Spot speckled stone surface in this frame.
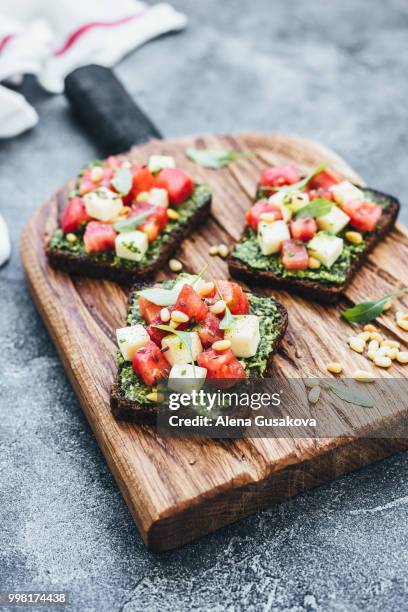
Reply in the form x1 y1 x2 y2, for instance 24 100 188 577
1 1 408 610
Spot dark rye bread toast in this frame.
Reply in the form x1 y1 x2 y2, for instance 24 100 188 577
228 187 400 303
110 283 288 423
46 187 211 284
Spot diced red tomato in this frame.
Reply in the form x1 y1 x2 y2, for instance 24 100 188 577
342 200 382 233
139 219 160 242
245 199 283 230
126 166 156 204
260 165 300 188
146 313 169 346
60 197 90 233
130 202 169 242
156 168 194 205
197 348 246 389
138 295 161 324
78 165 115 195
174 284 208 322
197 312 223 348
308 168 340 191
216 281 249 315
308 187 335 202
132 341 170 387
290 218 317 242
106 155 122 170
83 221 116 252
281 239 309 270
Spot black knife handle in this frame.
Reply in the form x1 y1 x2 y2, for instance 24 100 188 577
65 65 162 155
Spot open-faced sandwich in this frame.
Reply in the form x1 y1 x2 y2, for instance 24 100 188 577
110 273 288 422
46 155 212 283
228 163 400 302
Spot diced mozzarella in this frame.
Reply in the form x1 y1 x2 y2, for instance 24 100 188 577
330 181 364 207
258 220 290 255
316 205 350 234
224 315 260 358
308 232 344 268
162 332 202 366
148 155 176 172
116 325 150 361
115 230 148 262
148 188 169 208
268 191 292 222
168 364 207 393
83 187 123 222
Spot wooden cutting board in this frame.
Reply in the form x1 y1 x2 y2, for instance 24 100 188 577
21 133 408 552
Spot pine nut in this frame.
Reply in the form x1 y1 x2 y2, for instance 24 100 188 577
171 310 189 323
197 281 215 297
146 391 164 402
308 386 321 404
370 332 383 343
367 350 377 361
160 307 171 323
397 319 408 331
167 208 179 220
348 336 365 353
209 245 219 256
136 191 150 202
218 244 229 258
352 370 375 382
304 378 320 388
210 300 226 315
383 299 393 311
259 212 276 223
66 233 77 243
396 351 408 364
388 347 399 360
368 339 379 352
364 324 376 333
326 362 343 374
308 256 321 270
358 331 371 342
90 165 103 182
169 320 179 329
169 258 183 272
345 230 363 244
375 346 390 357
374 355 392 368
381 340 400 349
212 339 232 351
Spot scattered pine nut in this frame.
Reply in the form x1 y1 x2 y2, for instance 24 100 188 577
136 191 150 202
364 324 376 333
169 320 179 329
370 332 383 343
397 319 408 331
210 300 226 315
308 386 321 404
374 354 392 368
308 256 321 270
388 347 399 360
160 307 171 323
66 233 77 243
197 281 215 297
397 351 408 364
352 370 375 382
304 378 320 388
348 336 365 353
218 244 229 258
209 245 219 256
146 391 164 402
259 212 276 223
169 258 183 272
358 331 371 342
90 165 103 182
171 310 189 323
381 340 400 349
345 230 363 244
326 362 343 374
212 339 232 352
167 208 179 220
368 339 379 352
367 350 377 361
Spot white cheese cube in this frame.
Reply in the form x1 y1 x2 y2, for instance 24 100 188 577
224 315 260 358
168 364 207 393
115 230 148 262
285 190 309 213
148 188 169 208
83 187 123 222
116 325 150 361
308 232 344 269
162 332 203 366
268 191 292 222
316 205 350 234
258 220 290 256
330 181 364 207
148 155 176 173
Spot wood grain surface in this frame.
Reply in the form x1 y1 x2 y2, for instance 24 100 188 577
20 133 408 551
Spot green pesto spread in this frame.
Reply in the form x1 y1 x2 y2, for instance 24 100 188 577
231 188 392 286
49 184 211 269
117 283 282 404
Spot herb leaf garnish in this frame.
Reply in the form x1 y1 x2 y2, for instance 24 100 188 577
185 148 254 169
114 206 156 233
341 288 408 324
137 269 207 307
327 383 374 408
295 198 333 219
112 167 133 196
278 161 329 194
219 305 235 331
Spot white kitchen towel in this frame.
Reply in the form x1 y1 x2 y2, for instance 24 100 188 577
0 0 187 137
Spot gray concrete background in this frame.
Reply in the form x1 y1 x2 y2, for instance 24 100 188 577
1 1 408 610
